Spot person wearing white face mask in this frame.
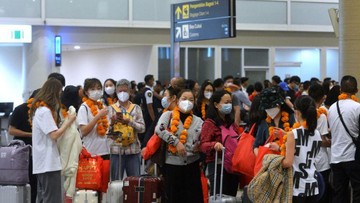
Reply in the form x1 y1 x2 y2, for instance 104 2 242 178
108 79 145 180
102 78 118 107
77 78 110 159
253 87 296 157
200 90 240 197
194 81 215 120
155 89 204 203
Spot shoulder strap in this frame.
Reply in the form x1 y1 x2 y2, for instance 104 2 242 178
111 104 121 112
336 101 358 144
128 103 135 114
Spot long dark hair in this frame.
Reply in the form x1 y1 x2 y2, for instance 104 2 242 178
206 90 234 127
196 81 214 108
294 95 317 133
103 78 118 106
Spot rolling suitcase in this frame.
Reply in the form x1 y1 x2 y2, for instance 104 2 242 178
209 147 238 203
73 190 98 203
0 184 31 203
122 175 162 203
106 144 124 203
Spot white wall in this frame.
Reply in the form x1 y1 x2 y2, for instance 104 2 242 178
274 48 321 81
0 46 24 108
60 45 156 86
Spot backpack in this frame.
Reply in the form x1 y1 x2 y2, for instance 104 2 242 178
220 124 239 174
111 104 136 147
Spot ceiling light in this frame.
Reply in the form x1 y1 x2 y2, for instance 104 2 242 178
74 45 81 50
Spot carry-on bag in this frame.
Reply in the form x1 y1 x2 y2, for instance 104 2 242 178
0 184 31 203
106 144 124 203
209 147 238 203
122 175 162 203
0 139 30 185
73 190 98 203
76 147 103 190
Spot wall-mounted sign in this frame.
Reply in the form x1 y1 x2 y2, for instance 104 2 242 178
172 0 236 42
0 25 32 43
55 35 62 67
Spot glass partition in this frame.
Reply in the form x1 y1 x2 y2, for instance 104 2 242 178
0 0 41 18
221 48 242 78
236 0 287 24
46 0 128 20
291 2 338 25
188 48 215 82
133 0 171 21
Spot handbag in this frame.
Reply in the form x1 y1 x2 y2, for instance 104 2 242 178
254 133 281 176
232 124 256 177
100 159 110 193
336 101 360 161
76 147 103 190
142 133 162 161
0 140 30 185
201 171 209 203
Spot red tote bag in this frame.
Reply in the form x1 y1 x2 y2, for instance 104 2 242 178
253 133 282 176
76 148 103 190
232 124 256 177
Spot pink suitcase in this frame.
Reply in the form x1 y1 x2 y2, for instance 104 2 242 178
0 184 31 203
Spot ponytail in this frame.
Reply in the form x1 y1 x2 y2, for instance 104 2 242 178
294 95 317 133
306 105 317 133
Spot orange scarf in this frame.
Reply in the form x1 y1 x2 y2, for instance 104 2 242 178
27 99 56 126
266 111 300 156
168 106 193 154
83 98 109 136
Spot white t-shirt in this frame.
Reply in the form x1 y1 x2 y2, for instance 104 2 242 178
32 107 61 174
77 102 110 156
328 99 360 164
292 127 322 197
314 109 331 172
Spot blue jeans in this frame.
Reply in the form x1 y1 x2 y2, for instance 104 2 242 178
111 153 140 180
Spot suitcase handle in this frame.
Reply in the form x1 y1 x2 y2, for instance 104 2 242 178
8 139 26 147
213 147 225 201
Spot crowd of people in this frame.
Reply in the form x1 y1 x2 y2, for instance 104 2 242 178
7 71 360 203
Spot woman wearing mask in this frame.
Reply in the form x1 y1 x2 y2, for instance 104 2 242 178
253 87 297 157
108 79 145 180
102 78 118 107
200 90 239 196
77 78 110 159
155 89 204 203
194 81 215 120
269 96 322 202
30 78 76 203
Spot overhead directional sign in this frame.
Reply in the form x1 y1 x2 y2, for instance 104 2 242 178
172 0 236 42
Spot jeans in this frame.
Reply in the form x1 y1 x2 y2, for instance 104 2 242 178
331 161 360 203
111 153 140 180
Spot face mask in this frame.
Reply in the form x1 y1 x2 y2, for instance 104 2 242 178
178 100 194 113
117 92 129 102
204 91 213 100
88 90 102 101
265 107 280 119
161 97 170 109
105 86 115 95
219 103 232 115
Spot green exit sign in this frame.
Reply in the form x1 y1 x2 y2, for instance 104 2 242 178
0 25 32 43
13 30 23 39
14 30 21 39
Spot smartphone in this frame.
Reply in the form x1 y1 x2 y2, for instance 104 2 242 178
116 112 123 119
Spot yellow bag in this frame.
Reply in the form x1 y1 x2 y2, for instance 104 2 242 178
111 104 136 147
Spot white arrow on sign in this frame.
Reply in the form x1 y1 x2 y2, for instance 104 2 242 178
176 27 181 38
